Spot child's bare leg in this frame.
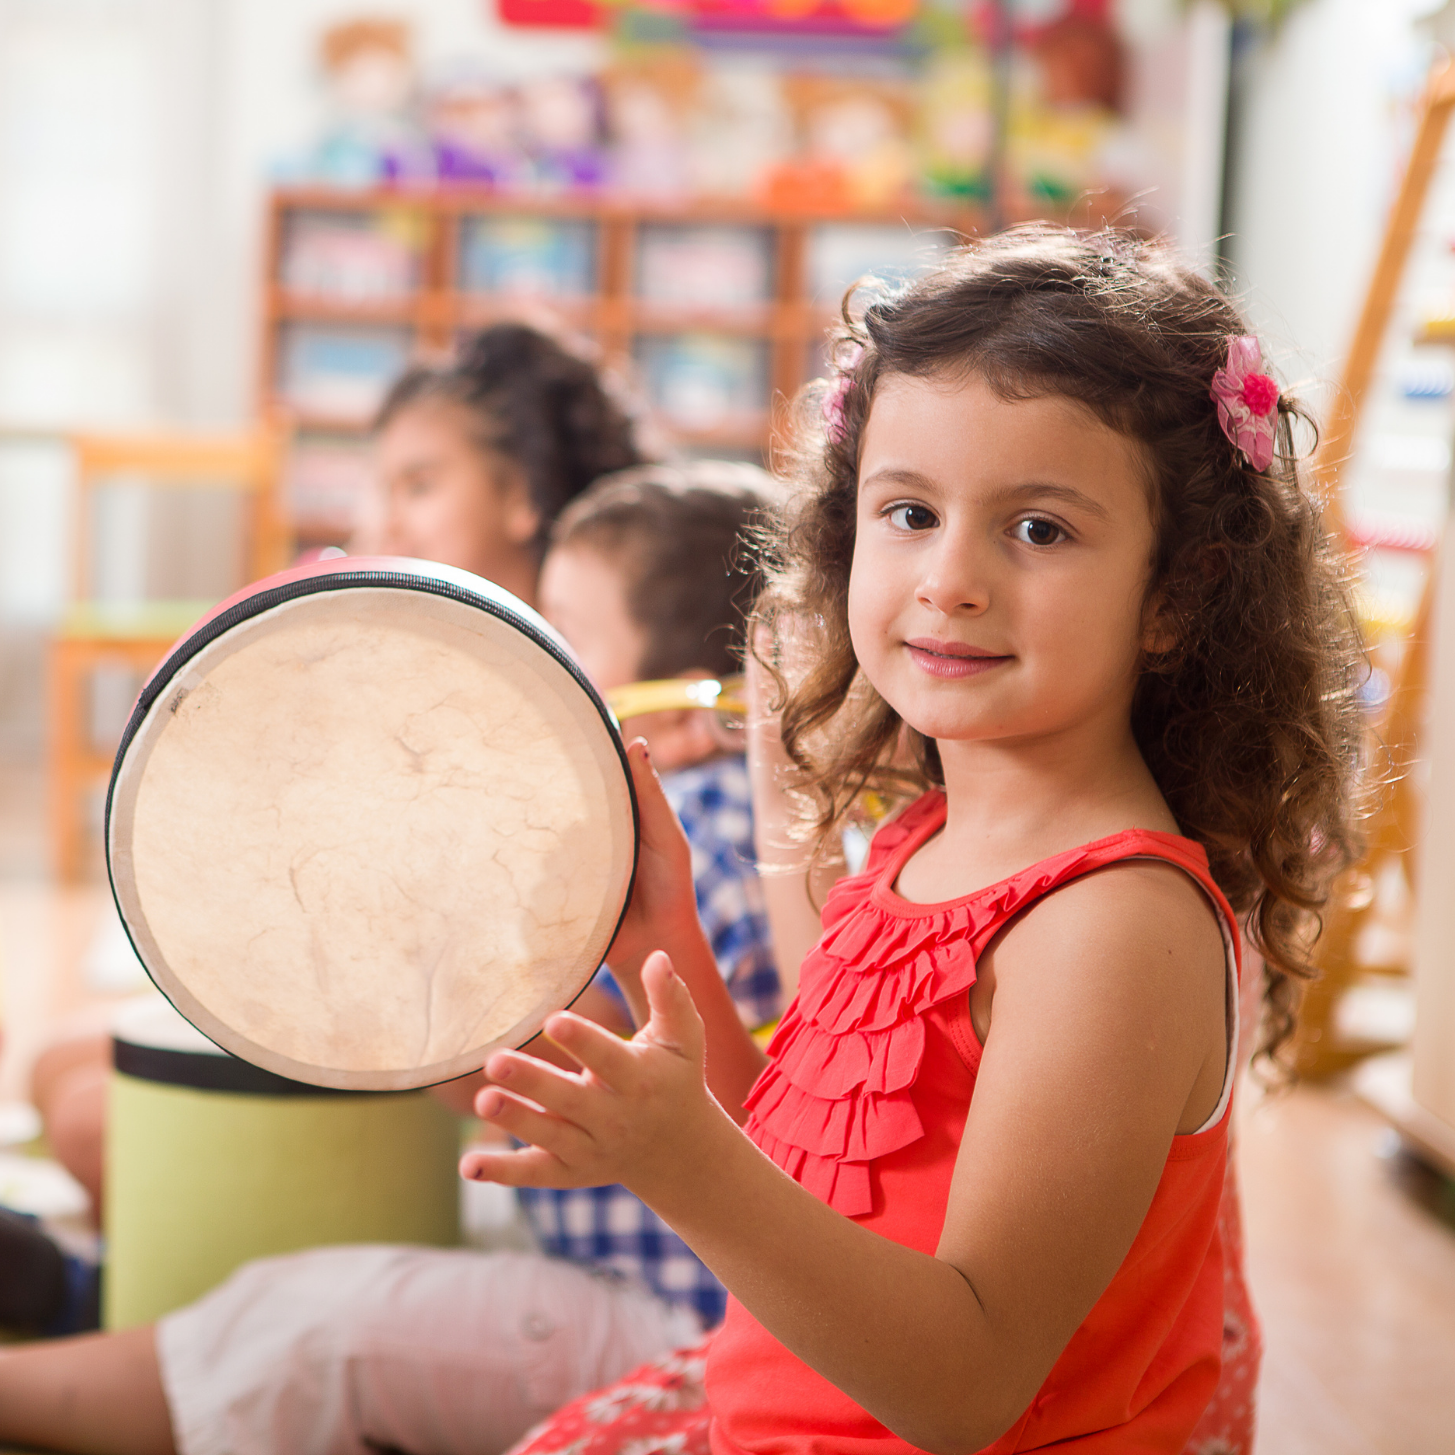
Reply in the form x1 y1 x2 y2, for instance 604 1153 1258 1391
31 1033 111 1222
0 1326 175 1455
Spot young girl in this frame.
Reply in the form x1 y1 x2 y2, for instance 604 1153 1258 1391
459 227 1363 1454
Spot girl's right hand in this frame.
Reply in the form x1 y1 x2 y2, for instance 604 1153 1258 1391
604 740 702 1000
602 738 769 1114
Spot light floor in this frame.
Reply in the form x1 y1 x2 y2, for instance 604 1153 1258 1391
1242 1083 1455 1454
1 760 1454 1453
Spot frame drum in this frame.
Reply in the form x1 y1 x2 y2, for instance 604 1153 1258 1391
106 557 638 1091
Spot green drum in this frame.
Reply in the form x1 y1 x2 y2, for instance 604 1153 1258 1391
104 997 461 1329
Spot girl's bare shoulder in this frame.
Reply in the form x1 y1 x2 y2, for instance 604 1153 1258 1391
981 856 1227 1044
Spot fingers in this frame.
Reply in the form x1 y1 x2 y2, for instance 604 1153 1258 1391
640 951 705 1059
478 1041 602 1119
460 1144 578 1188
624 739 692 862
472 1084 595 1163
537 1011 640 1088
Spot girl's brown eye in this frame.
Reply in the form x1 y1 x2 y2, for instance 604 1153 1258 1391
888 504 937 531
1016 518 1063 546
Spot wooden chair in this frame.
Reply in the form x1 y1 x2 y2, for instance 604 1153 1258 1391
48 430 288 880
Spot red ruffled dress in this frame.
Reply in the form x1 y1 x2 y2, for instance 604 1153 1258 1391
506 793 1254 1455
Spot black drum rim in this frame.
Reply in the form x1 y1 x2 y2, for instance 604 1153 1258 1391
104 564 641 1087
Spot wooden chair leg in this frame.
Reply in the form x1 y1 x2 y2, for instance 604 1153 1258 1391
47 642 85 882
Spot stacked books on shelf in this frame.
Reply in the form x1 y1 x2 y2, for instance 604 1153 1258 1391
807 222 955 306
635 225 773 310
637 334 770 438
460 216 597 298
278 325 412 424
281 210 423 300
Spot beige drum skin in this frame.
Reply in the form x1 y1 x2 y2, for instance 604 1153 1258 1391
106 557 638 1091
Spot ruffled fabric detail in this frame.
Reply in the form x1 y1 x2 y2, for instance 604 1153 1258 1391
744 794 1124 1217
741 797 965 1216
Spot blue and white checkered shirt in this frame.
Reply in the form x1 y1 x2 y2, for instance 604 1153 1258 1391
515 753 780 1328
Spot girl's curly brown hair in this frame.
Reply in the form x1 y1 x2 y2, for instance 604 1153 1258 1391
760 224 1365 1067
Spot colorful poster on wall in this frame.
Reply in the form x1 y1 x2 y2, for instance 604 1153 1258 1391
496 0 1114 35
497 0 604 27
496 0 921 34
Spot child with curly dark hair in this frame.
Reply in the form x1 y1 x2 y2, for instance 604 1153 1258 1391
457 225 1364 1455
359 321 644 600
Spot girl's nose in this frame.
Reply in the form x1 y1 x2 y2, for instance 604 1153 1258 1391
915 534 989 617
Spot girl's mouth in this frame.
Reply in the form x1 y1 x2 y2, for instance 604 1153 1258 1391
905 638 1012 680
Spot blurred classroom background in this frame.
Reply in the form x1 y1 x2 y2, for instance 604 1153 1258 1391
1 0 1454 1449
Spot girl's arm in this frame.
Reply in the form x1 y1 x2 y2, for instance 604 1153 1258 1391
597 740 767 1120
463 859 1227 1454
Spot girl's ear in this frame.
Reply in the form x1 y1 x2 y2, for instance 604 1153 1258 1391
498 464 542 548
1140 590 1179 658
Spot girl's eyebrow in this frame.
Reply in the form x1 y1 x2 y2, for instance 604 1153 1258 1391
986 482 1112 522
860 469 1112 523
859 467 934 492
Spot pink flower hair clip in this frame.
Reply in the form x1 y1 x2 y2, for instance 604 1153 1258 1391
822 341 865 444
1210 335 1280 472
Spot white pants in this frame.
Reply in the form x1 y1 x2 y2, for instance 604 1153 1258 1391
157 1246 702 1455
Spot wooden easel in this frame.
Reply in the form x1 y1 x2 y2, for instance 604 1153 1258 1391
1293 60 1455 1077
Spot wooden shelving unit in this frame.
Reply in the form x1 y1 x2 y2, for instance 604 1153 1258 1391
258 186 992 546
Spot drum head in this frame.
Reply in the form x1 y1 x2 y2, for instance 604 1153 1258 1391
106 559 637 1091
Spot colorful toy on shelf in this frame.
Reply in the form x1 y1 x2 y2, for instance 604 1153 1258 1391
1030 10 1124 112
917 51 995 202
763 76 915 211
1007 9 1126 205
300 19 432 187
426 70 527 187
519 74 608 191
689 64 792 199
605 56 698 201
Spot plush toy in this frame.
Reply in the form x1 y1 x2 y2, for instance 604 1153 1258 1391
306 18 431 186
916 51 996 202
519 74 608 192
689 64 792 199
1012 13 1125 205
606 56 697 200
763 76 915 211
427 71 527 188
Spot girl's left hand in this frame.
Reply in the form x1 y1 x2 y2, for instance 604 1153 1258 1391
460 952 723 1195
